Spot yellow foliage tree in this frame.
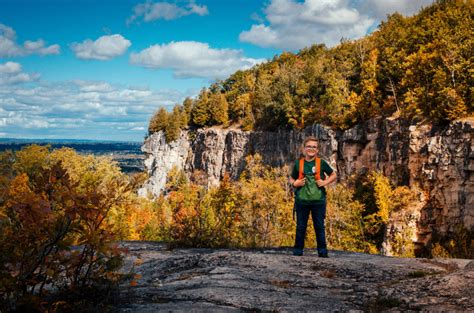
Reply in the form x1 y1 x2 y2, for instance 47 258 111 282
326 184 372 253
237 154 294 247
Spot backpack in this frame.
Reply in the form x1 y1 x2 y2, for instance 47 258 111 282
296 158 325 203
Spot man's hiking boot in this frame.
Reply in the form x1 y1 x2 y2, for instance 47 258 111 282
318 252 329 258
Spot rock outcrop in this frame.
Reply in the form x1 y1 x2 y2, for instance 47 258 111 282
139 118 473 256
115 241 474 312
139 131 190 197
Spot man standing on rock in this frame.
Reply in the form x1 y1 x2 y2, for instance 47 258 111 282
289 136 337 257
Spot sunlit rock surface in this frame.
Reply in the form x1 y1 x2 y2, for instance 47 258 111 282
138 131 191 197
114 241 473 312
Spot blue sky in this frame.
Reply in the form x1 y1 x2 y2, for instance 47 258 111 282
0 0 432 141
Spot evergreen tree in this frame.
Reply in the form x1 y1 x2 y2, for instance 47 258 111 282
209 92 229 126
165 105 182 142
148 107 168 134
192 88 210 127
233 93 252 125
183 97 193 126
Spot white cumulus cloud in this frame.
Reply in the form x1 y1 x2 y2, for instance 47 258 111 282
127 0 208 24
361 0 434 20
0 62 21 74
0 24 60 57
240 0 433 50
0 62 39 85
130 41 265 79
0 78 192 141
71 34 131 61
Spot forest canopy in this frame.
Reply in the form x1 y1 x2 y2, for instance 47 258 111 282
149 0 473 142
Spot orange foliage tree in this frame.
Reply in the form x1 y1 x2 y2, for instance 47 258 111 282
0 145 129 310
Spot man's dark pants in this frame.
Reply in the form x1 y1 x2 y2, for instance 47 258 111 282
294 201 327 256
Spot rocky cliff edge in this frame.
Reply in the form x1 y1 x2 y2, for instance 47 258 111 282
115 241 473 312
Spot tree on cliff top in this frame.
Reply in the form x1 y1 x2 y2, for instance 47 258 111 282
149 107 168 134
147 0 472 140
209 92 229 126
192 88 211 127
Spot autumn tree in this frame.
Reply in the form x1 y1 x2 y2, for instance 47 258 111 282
149 107 168 134
148 104 188 142
192 88 211 127
375 13 410 115
167 181 216 247
164 105 183 142
358 48 382 120
209 92 229 126
165 166 189 193
182 97 194 126
238 93 255 131
326 184 370 252
0 145 130 311
209 173 240 246
236 154 294 247
251 63 276 128
223 70 256 123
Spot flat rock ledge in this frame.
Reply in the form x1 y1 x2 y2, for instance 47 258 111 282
113 241 473 312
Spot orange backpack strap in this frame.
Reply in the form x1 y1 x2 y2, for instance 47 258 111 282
315 158 321 181
300 158 324 180
298 158 304 179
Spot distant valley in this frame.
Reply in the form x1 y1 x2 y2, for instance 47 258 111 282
0 138 144 173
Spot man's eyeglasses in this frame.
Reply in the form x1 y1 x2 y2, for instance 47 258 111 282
305 146 318 150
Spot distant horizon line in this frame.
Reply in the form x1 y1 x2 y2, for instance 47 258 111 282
0 137 143 144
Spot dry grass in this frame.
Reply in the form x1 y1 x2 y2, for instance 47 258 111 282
420 259 459 272
269 279 292 288
407 270 432 278
320 270 336 278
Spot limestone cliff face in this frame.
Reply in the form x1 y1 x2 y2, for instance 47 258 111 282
335 118 473 255
139 118 473 255
405 120 473 254
138 131 190 197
